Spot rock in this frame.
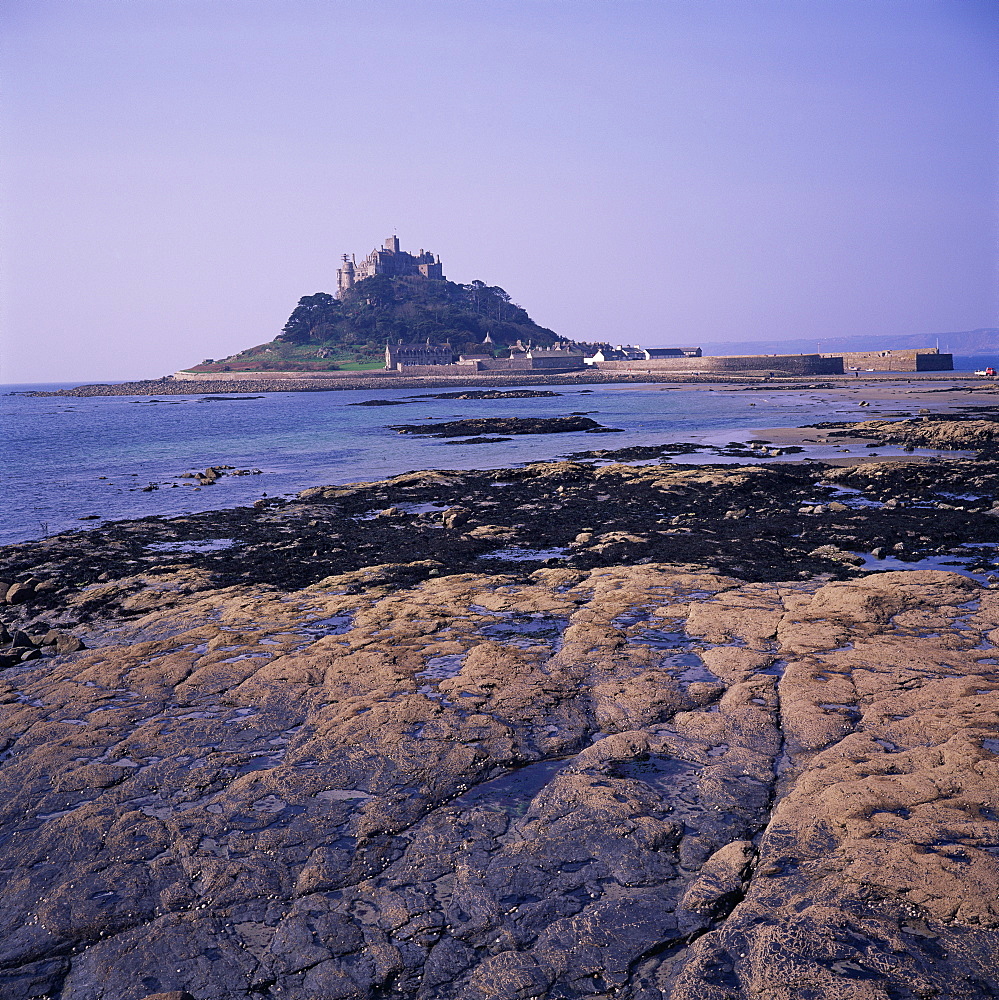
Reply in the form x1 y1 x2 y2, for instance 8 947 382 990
0 556 995 998
5 582 34 604
388 415 607 438
19 647 41 661
807 545 864 565
55 633 86 654
443 508 470 529
680 839 754 915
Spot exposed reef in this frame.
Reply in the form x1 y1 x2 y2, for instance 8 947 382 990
2 438 999 998
388 416 612 437
813 413 999 456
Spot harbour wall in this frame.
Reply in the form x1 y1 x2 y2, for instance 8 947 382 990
827 349 954 372
594 354 845 375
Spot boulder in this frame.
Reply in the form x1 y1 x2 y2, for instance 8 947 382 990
55 633 86 654
5 582 34 604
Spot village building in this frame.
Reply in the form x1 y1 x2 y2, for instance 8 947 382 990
385 341 453 369
584 345 702 364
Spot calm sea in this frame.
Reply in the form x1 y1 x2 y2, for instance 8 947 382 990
0 379 973 544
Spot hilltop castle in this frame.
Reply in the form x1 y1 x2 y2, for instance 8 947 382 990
337 236 444 298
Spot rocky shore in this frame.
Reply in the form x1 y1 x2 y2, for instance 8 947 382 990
2 414 998 998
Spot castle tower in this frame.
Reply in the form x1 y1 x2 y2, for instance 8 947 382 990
385 235 400 253
336 254 356 297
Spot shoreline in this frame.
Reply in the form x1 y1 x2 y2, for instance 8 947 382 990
21 369 999 397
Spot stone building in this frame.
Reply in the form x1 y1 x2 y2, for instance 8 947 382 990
338 236 444 298
385 341 453 370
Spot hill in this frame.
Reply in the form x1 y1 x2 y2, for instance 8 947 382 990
188 275 559 373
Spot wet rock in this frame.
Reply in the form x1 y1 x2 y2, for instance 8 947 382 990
679 839 754 916
388 416 606 437
807 545 864 565
1 438 999 998
5 582 34 604
55 633 86 654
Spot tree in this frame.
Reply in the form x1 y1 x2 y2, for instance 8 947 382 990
278 293 340 343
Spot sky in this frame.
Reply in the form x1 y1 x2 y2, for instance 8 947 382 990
2 0 996 382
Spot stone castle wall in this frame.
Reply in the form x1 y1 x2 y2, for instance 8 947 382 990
595 354 844 375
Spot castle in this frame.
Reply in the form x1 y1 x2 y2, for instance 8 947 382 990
337 236 444 298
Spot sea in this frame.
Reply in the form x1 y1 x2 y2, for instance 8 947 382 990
0 375 986 545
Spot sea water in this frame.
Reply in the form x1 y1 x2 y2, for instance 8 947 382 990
0 380 969 544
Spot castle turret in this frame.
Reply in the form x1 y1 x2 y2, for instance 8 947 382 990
336 254 356 297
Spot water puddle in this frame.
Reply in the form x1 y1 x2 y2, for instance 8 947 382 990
673 590 717 601
756 660 788 677
612 754 701 789
395 502 451 515
854 551 992 584
936 492 987 502
478 547 571 562
814 483 885 509
611 609 652 629
475 614 570 651
446 757 576 817
628 627 691 650
299 613 354 636
416 654 465 680
146 539 238 553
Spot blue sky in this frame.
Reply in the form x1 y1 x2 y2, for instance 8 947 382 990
3 0 996 381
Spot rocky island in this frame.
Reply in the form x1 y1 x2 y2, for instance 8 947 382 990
1 411 998 999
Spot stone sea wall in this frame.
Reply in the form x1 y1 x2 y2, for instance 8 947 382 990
832 349 954 372
595 353 845 375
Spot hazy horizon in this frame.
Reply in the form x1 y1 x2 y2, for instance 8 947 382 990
3 0 996 382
